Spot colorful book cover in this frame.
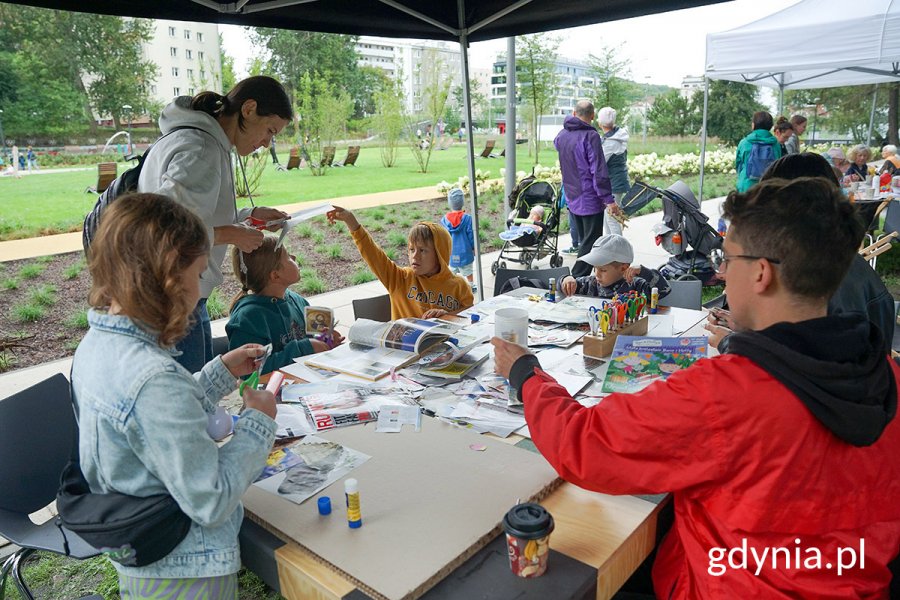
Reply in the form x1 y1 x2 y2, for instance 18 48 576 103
601 336 708 394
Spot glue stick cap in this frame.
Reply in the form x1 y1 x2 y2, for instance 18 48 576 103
318 496 332 515
344 478 358 494
470 313 480 324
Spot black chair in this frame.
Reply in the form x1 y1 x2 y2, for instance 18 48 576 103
352 294 392 322
0 374 101 599
493 266 570 298
659 279 702 310
211 334 230 358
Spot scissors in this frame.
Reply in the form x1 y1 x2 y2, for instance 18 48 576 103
240 344 272 395
598 311 610 337
588 306 602 335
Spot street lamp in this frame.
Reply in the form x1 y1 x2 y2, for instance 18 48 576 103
122 104 133 155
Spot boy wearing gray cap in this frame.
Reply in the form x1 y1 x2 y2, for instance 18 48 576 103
560 234 670 299
440 188 476 291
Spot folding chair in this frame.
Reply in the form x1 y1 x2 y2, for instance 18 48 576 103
477 139 495 159
0 374 101 600
659 279 702 310
352 294 392 322
493 266 570 298
860 231 898 269
84 162 117 194
335 146 360 167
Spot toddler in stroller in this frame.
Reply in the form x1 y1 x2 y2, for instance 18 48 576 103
492 177 564 273
620 180 722 285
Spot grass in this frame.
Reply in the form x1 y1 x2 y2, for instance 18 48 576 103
701 284 725 305
63 260 86 279
349 268 377 285
2 277 19 290
387 231 407 247
207 288 228 320
298 268 326 295
323 244 343 259
295 223 314 238
385 248 398 262
29 284 58 307
35 254 56 264
18 263 46 279
0 351 16 373
310 230 325 244
11 301 46 322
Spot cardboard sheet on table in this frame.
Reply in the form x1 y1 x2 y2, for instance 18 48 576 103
242 417 559 600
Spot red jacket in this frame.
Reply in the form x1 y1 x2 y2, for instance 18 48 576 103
522 354 900 599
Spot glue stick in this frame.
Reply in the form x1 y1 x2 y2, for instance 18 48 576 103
650 287 659 314
345 478 362 529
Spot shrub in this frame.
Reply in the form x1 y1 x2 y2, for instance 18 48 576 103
387 231 407 247
18 264 45 279
66 307 90 329
2 278 19 290
325 244 343 259
29 284 57 307
350 268 377 285
296 223 314 238
12 301 45 322
63 261 86 280
311 230 326 244
299 274 326 295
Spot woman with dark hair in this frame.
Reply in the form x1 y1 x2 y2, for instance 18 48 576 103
773 117 794 156
138 76 293 373
784 114 808 154
735 110 781 192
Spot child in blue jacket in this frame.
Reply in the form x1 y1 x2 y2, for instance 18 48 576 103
440 188 476 291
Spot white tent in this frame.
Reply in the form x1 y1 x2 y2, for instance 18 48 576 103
705 0 900 91
698 0 900 199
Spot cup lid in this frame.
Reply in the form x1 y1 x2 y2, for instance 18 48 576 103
502 502 554 539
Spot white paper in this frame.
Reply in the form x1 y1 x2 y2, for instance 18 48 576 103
544 371 593 397
647 314 674 337
375 405 422 433
273 404 317 438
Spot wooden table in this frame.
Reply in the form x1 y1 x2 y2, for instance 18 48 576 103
239 304 713 600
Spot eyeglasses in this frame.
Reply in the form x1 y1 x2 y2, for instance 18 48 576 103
710 250 781 274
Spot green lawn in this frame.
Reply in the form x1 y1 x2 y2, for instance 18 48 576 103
0 143 542 240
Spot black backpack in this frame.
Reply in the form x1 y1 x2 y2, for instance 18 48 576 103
82 126 201 255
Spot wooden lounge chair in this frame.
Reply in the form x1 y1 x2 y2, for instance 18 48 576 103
335 146 360 167
478 139 496 158
860 231 898 268
321 146 336 167
84 162 117 194
436 137 453 151
281 146 301 171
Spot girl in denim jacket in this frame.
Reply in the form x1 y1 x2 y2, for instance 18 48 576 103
71 192 277 598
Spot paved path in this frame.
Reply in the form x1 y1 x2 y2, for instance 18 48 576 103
0 195 725 395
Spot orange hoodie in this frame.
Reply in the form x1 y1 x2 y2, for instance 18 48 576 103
350 222 474 319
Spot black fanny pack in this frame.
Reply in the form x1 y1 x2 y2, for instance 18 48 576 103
56 460 192 567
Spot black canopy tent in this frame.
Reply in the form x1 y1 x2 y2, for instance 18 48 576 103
13 0 729 298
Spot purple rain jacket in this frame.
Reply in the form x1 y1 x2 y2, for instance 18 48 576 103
553 115 614 216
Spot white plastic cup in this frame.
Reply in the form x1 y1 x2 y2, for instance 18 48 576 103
495 307 529 348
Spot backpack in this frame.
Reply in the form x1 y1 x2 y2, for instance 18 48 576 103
82 126 201 255
745 141 776 181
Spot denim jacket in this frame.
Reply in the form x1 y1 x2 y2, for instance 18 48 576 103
71 310 276 579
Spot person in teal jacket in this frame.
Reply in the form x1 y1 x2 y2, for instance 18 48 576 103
226 237 342 375
735 111 782 193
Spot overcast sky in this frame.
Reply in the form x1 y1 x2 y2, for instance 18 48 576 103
220 0 798 89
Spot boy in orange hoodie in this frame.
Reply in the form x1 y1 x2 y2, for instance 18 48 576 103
328 206 474 319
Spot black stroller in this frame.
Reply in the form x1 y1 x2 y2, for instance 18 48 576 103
491 177 563 273
620 180 723 285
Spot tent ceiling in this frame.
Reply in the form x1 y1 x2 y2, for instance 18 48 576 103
14 0 728 43
705 0 900 89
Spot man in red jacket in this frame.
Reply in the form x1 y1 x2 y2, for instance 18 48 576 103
493 177 900 599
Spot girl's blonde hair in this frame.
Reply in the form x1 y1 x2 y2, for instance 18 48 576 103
230 237 285 310
88 193 209 347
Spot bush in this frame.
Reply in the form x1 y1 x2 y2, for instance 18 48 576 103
66 308 90 329
63 261 86 280
18 264 46 279
29 284 57 307
12 302 45 322
350 268 377 285
2 278 19 290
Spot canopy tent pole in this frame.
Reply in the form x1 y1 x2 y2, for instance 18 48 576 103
504 36 517 203
458 0 484 301
867 83 879 147
777 74 784 116
698 76 710 203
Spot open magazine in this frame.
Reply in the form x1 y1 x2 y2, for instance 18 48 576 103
304 318 459 380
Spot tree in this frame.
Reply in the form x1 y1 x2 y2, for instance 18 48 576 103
701 80 766 145
517 33 560 164
373 76 404 167
250 29 359 111
648 90 700 136
407 49 451 174
450 78 489 129
587 45 635 112
786 85 895 144
218 34 237 93
295 72 353 176
350 66 391 118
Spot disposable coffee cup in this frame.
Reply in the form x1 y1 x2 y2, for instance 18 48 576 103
502 502 554 578
494 307 529 348
893 176 900 189
849 181 860 192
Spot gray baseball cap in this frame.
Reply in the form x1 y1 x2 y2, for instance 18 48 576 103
579 234 634 266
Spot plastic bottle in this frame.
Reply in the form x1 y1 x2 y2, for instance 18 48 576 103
650 288 659 314
880 171 892 193
345 478 362 529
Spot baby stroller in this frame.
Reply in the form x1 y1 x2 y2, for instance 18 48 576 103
620 180 722 285
491 176 563 273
